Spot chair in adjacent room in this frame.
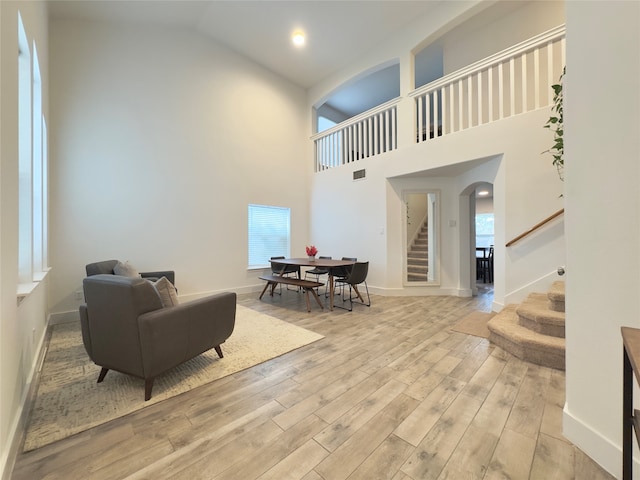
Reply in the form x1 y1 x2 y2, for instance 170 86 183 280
334 261 371 311
477 246 494 283
79 274 236 401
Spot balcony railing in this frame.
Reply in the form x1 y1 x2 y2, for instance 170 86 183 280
411 25 565 143
312 24 565 171
311 98 399 172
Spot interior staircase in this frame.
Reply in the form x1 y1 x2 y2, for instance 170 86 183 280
487 280 565 370
407 221 428 282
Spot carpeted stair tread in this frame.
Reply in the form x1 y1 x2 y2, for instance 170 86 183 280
516 293 565 338
548 280 566 312
488 305 565 370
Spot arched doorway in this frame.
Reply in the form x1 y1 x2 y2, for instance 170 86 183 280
460 182 494 301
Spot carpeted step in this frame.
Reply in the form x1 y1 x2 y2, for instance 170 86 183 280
516 293 565 338
407 273 428 281
488 305 565 370
548 280 565 312
408 265 428 274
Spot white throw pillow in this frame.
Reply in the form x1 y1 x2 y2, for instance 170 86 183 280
113 260 141 278
153 276 179 307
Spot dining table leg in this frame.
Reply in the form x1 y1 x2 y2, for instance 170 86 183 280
329 274 335 310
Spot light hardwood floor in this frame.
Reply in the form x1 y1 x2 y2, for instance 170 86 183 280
11 288 615 480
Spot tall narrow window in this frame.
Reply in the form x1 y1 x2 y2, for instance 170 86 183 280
248 204 291 269
17 13 48 293
18 13 33 285
32 43 44 276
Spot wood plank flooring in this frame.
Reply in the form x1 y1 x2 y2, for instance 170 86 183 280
11 288 614 480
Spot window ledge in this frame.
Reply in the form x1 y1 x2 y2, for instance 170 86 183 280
248 265 270 271
17 269 51 305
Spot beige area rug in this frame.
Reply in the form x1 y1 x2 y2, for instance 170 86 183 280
450 311 495 339
23 305 323 452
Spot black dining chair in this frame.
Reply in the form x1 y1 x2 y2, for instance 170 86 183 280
270 256 301 294
334 261 371 311
477 246 494 283
304 256 331 292
329 257 357 297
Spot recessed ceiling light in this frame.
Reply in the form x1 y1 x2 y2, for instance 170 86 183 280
292 31 305 47
478 190 489 196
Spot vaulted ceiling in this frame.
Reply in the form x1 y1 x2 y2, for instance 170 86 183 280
47 0 444 89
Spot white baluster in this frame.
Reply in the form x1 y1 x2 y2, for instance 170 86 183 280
547 40 554 106
509 57 515 116
521 52 528 113
534 47 540 109
498 62 504 120
417 96 423 143
458 79 464 131
488 67 493 122
391 107 396 150
477 71 483 125
467 76 473 128
425 94 431 140
433 90 440 137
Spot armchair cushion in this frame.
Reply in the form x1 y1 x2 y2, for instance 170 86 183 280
151 276 179 307
113 260 141 278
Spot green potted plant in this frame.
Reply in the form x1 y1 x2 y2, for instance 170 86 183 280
544 66 565 180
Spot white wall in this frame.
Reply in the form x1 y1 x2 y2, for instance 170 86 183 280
48 19 309 314
475 196 493 215
442 0 565 74
564 1 640 478
0 2 49 478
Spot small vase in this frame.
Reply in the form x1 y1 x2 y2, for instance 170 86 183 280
308 255 316 261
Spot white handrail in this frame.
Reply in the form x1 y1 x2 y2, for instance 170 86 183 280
310 97 401 141
408 24 565 99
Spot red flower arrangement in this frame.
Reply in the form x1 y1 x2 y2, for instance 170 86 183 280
306 245 318 256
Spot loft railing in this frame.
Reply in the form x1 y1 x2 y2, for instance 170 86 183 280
311 98 399 172
311 25 565 171
410 25 565 143
506 209 564 247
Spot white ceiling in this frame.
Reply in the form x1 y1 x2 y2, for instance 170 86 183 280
47 0 442 90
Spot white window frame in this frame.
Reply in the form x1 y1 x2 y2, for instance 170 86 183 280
17 12 49 297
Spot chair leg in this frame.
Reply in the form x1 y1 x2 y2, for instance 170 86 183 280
214 345 224 358
347 282 371 309
144 378 155 401
97 367 109 383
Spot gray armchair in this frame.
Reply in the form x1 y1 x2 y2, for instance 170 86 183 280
79 274 236 400
85 259 175 286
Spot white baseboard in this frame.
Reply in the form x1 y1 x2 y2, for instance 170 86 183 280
563 403 624 479
504 270 563 306
2 316 50 480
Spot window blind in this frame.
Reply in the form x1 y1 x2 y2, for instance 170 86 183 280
248 204 291 268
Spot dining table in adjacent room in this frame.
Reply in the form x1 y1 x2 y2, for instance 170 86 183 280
270 257 356 310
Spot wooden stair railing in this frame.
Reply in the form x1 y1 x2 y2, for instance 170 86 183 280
506 209 564 247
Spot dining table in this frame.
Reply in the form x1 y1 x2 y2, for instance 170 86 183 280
271 257 356 310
